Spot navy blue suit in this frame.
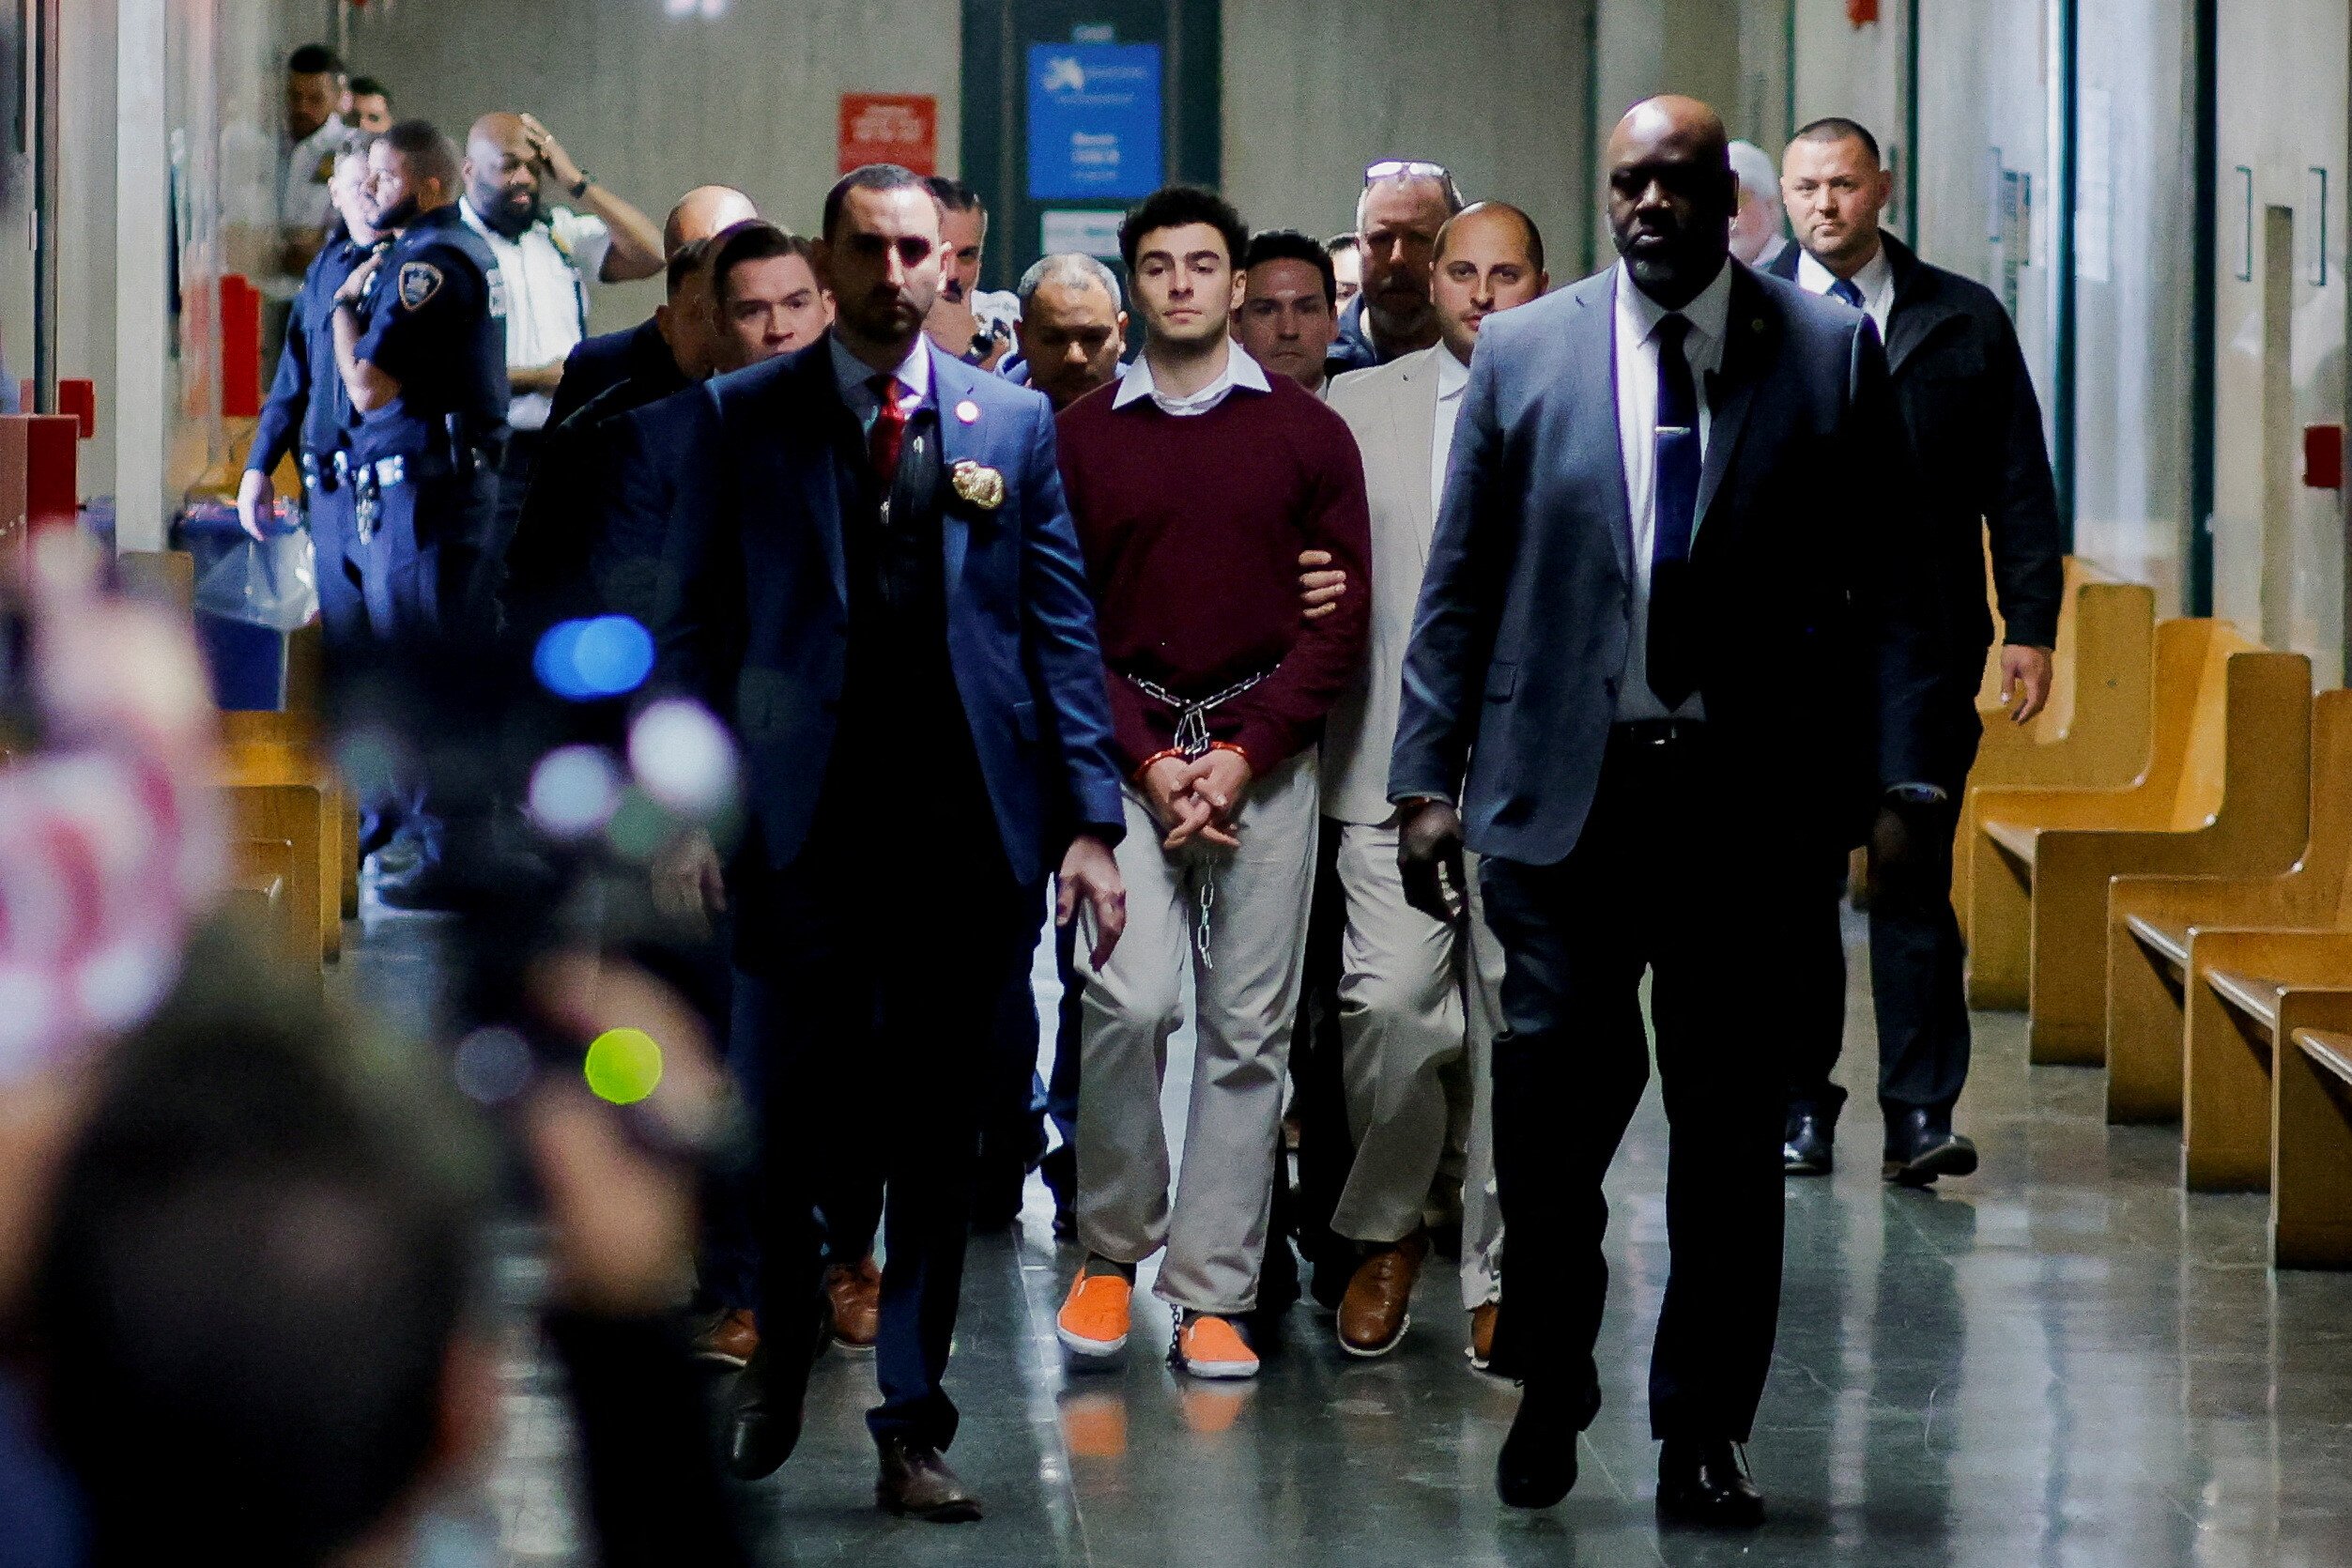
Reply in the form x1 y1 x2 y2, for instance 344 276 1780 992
547 316 680 431
1390 262 1938 1442
638 333 1122 1450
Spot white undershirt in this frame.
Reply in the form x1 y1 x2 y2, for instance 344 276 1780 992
1796 241 1896 340
1431 346 1468 523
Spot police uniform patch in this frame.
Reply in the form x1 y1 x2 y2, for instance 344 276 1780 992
313 151 336 183
397 261 444 310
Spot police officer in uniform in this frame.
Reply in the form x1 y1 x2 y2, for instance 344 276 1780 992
330 118 510 648
329 119 510 911
239 130 377 656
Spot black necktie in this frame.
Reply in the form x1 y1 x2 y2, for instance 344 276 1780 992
1647 314 1699 710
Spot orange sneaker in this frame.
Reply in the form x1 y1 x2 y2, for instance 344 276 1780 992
1056 1270 1132 1365
1172 1314 1260 1380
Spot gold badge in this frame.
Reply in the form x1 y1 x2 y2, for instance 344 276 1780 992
949 459 1005 511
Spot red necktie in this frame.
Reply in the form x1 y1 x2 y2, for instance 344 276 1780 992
867 374 908 484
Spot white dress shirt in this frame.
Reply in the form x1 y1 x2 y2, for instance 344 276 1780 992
830 331 933 433
265 115 347 301
461 199 614 431
1612 260 1733 722
1431 346 1470 523
1797 241 1896 341
1111 340 1271 416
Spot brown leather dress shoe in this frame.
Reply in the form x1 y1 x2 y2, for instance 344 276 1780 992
875 1434 982 1522
1467 1301 1499 1372
694 1307 761 1368
1337 1231 1427 1357
825 1254 882 1354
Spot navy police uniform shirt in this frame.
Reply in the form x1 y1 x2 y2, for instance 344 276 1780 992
246 225 372 476
350 203 511 466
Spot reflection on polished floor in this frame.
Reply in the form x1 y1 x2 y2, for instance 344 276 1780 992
342 911 2352 1568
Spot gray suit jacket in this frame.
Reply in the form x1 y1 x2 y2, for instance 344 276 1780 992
1387 262 1942 867
1322 346 1447 825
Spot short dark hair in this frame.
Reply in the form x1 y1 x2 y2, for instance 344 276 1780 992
924 175 985 215
37 926 486 1568
287 42 343 77
666 235 715 299
822 162 930 242
710 221 815 306
1435 200 1547 276
1325 232 1360 257
1243 228 1337 311
1118 185 1249 274
1793 115 1883 165
348 74 390 101
381 119 460 191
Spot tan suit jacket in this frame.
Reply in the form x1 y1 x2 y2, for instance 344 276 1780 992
1321 346 1446 825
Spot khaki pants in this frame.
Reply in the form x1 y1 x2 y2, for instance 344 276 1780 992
1330 822 1506 1310
1075 755 1319 1315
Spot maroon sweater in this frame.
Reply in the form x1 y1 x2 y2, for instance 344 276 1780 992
1057 373 1372 776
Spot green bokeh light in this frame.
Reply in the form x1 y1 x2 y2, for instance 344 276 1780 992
583 1027 664 1105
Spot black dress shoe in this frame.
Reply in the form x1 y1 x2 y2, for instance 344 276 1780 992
1883 1108 1979 1187
1495 1383 1591 1509
725 1353 803 1480
1656 1438 1764 1528
875 1435 982 1521
1782 1108 1834 1176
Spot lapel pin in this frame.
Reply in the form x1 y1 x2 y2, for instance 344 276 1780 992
955 399 980 424
1751 317 1766 332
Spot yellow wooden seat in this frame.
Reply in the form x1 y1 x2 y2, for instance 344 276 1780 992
2105 690 2352 1121
1963 621 2312 1063
2275 1027 2352 1268
220 725 342 964
1956 580 2159 915
2176 917 2352 1190
224 838 299 961
218 782 325 970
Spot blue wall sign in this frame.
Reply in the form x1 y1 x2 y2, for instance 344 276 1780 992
1026 41 1162 201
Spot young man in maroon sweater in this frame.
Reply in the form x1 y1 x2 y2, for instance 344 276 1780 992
1051 186 1373 1380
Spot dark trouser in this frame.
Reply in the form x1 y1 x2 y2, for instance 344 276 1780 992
1039 919 1084 1214
302 477 368 657
976 905 1053 1216
1478 726 1806 1441
490 426 543 566
355 467 502 645
1788 677 1985 1130
1286 817 1355 1284
737 838 1036 1449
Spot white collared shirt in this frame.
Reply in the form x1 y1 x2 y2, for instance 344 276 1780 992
1431 346 1470 522
280 115 346 233
461 198 614 431
1612 259 1732 722
1797 241 1895 340
1110 340 1271 417
830 332 933 432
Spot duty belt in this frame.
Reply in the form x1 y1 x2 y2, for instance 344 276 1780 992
297 450 350 495
349 455 407 545
1123 668 1272 967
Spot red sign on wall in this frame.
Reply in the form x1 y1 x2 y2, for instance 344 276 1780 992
838 93 938 176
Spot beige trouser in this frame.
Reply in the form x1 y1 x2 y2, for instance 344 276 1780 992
1330 822 1506 1310
1075 754 1319 1316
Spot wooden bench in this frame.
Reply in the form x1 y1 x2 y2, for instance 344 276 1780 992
2105 688 2352 1122
2275 1027 2352 1267
223 838 300 961
1964 622 2311 1063
2178 936 2352 1191
1955 578 2158 915
217 783 326 970
221 710 345 962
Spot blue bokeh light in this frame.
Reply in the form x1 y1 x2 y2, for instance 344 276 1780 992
533 615 655 701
